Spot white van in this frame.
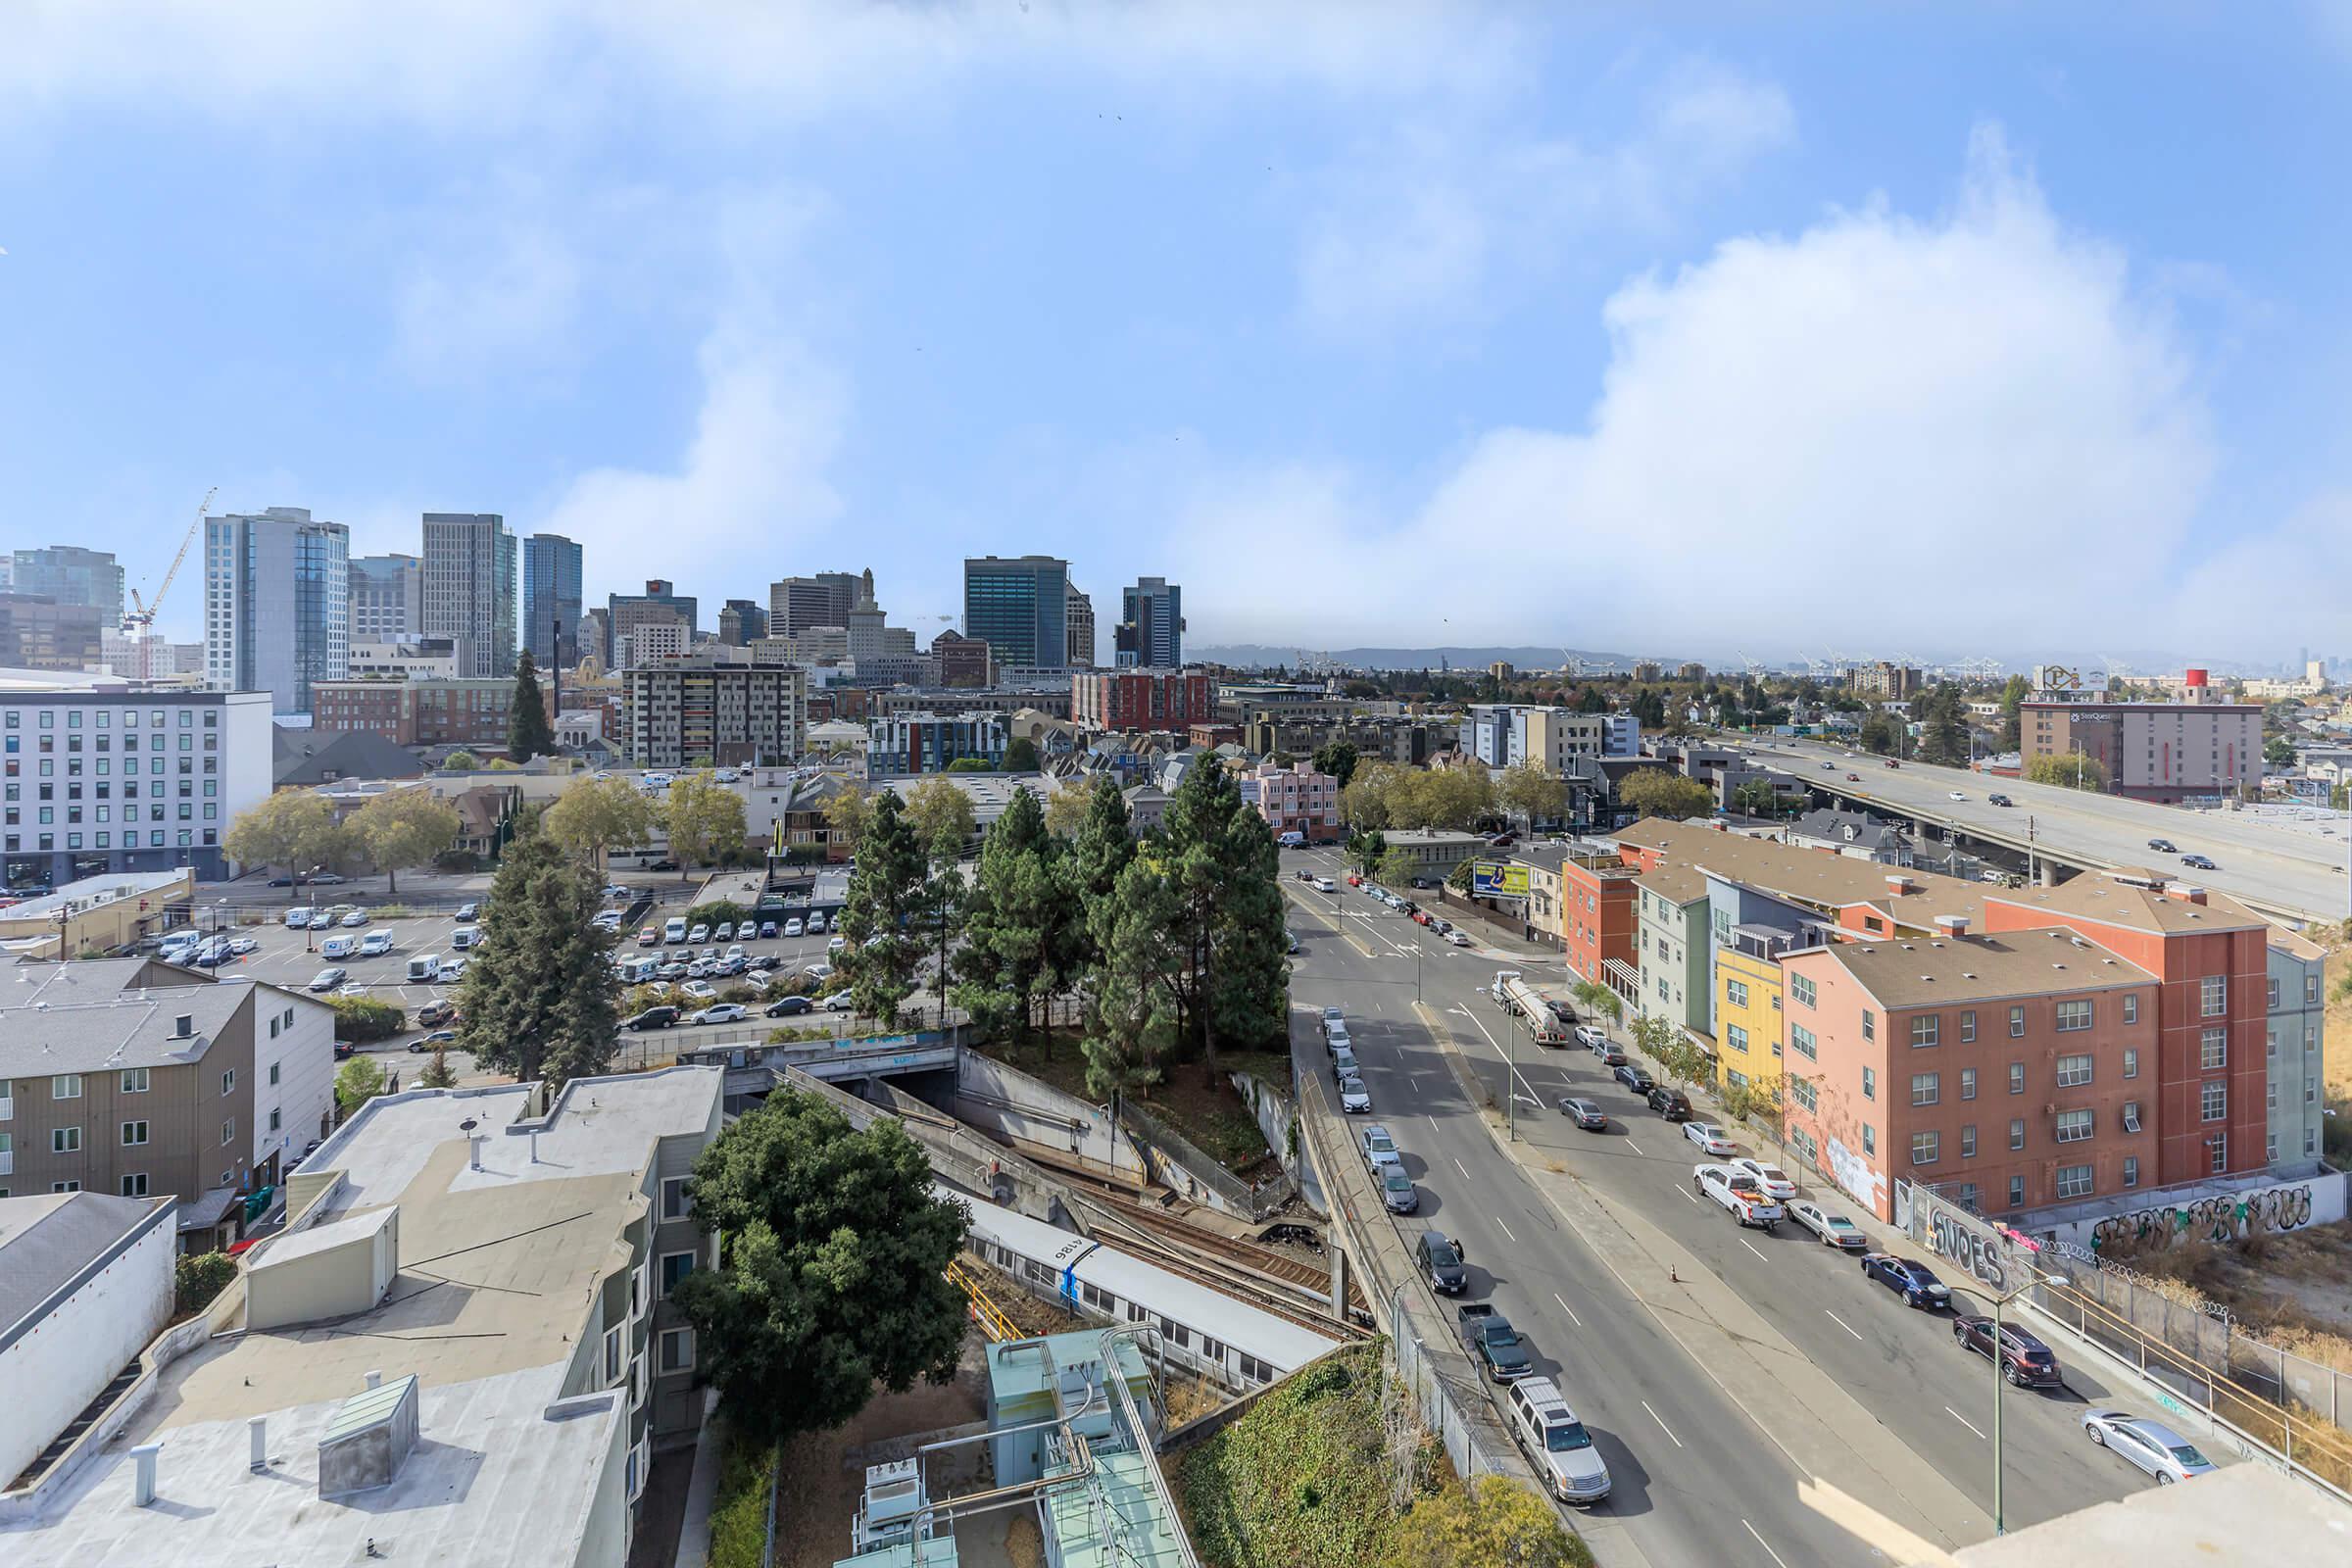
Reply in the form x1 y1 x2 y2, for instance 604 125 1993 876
449 925 481 951
319 935 358 959
617 956 658 985
360 930 394 957
408 954 442 982
1507 1377 1610 1504
662 915 688 945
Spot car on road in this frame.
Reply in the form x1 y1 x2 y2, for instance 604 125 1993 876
1507 1376 1611 1505
1861 1252 1953 1309
1647 1085 1693 1120
690 1004 750 1025
765 995 814 1017
1821 760 1835 769
2181 853 2217 870
1557 1097 1607 1131
2147 838 2177 854
1337 1075 1372 1113
1612 1064 1653 1094
1953 1316 2065 1387
310 872 346 885
1457 1303 1532 1382
1730 1156 1796 1200
1361 1123 1402 1173
603 885 631 900
1683 1120 1736 1155
1884 760 1899 768
1313 876 1337 893
307 967 347 992
624 1005 680 1031
408 1030 458 1053
1987 793 2013 807
1416 1230 1469 1294
1378 1164 1418 1213
823 990 858 1012
2080 1409 2215 1484
1446 928 1472 946
1694 1163 1784 1228
1786 1200 1868 1250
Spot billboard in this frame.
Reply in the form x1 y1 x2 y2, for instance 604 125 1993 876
1471 860 1530 898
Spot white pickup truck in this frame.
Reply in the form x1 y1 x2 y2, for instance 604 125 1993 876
1692 1163 1785 1230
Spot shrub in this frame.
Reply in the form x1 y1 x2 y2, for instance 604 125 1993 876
329 995 407 1043
175 1250 238 1315
434 849 483 872
765 1025 834 1045
688 900 752 933
707 1429 775 1568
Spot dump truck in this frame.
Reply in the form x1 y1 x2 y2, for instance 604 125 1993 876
1492 969 1571 1046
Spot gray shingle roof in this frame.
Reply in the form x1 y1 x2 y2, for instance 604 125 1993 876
0 961 256 1076
0 1191 162 1332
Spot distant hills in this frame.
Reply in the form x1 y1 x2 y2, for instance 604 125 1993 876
1191 644 1646 673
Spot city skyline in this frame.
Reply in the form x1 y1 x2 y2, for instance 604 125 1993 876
4 7 2349 659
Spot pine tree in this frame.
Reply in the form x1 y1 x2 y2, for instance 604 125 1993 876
417 1044 457 1089
954 786 1076 1036
1067 774 1135 971
454 811 619 1089
838 790 926 1028
1083 852 1182 1110
1160 757 1289 1080
508 651 556 762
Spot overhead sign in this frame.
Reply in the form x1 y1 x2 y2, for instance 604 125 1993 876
1471 860 1530 898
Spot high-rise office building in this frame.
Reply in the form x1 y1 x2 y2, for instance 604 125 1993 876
0 594 107 670
963 555 1068 669
718 599 767 647
347 554 421 643
767 568 867 638
522 532 583 669
605 579 698 665
1066 588 1096 668
420 513 517 679
10 547 125 622
1116 576 1183 668
203 507 351 714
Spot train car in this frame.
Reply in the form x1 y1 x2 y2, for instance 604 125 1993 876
944 1184 1338 1394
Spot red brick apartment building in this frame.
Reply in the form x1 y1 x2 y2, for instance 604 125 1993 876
1559 853 1642 998
309 677 557 753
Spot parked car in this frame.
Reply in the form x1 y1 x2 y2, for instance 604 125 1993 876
1786 1200 1868 1250
1416 1230 1469 1294
1337 1075 1371 1113
408 1030 459 1053
713 921 734 942
455 902 479 920
624 1006 680 1031
803 961 835 983
416 1000 456 1027
1612 1064 1654 1094
1457 1302 1532 1382
283 907 315 928
690 1004 750 1025
1683 1120 1736 1155
678 980 717 1002
1507 1376 1611 1505
308 967 347 992
437 956 467 983
1729 1155 1796 1200
2081 1409 2216 1484
1361 1123 1402 1173
808 910 829 933
359 931 394 957
1693 1163 1784 1229
637 926 661 946
1379 1164 1418 1214
1557 1097 1607 1131
1446 929 1471 947
688 923 710 944
765 995 814 1017
1647 1085 1693 1120
1954 1315 2065 1387
758 920 777 939
827 935 849 955
823 990 858 1012
1861 1252 1953 1309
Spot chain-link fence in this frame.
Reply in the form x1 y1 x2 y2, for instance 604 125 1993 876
1387 1285 1507 1483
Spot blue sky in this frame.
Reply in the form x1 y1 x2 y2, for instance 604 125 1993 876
3 2 2348 666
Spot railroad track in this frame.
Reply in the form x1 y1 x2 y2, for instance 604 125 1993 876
1085 1189 1336 1296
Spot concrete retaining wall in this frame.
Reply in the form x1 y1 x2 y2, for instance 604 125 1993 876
954 1051 1147 1182
1233 1070 1321 1217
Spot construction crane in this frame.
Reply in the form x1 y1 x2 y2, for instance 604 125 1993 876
122 487 215 680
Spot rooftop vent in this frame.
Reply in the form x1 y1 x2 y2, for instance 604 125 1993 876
173 1013 193 1038
1935 914 1971 939
317 1372 419 1500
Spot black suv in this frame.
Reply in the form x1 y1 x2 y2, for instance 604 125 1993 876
1646 1085 1692 1120
624 1005 680 1031
1417 1230 1469 1295
1953 1315 2064 1387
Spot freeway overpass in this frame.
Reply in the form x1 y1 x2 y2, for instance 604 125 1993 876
1738 734 2352 925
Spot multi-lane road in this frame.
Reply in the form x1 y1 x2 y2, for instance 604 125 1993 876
1740 734 2352 921
1280 846 2169 1565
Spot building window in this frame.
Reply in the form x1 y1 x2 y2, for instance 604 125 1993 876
2123 1048 2138 1080
2308 974 2322 1004
1862 1008 1876 1042
1790 1024 1817 1060
2009 1005 2026 1038
1911 1072 1939 1106
2268 978 2281 1010
1959 1009 1976 1043
53 1126 82 1153
1790 973 1816 1007
2201 1081 2227 1122
121 1067 148 1094
269 1062 280 1086
2056 1054 2092 1088
1861 1066 1877 1101
2123 1102 2142 1133
2055 1164 2094 1200
662 1176 692 1221
661 1250 696 1296
51 1074 81 1100
221 1068 236 1096
1726 978 1748 1008
1959 1067 1978 1101
2123 995 2138 1025
1960 1123 1978 1158
2123 1155 2139 1189
2055 1108 2093 1143
221 1118 235 1146
2199 1028 2227 1070
1909 1013 1937 1049
1726 1023 1748 1055
2008 1062 2025 1095
1910 1130 1939 1165
660 1328 696 1374
1862 1124 1877 1155
2008 1174 2027 1208
121 1172 148 1198
2009 1118 2026 1152
1790 1076 1818 1112
121 1120 148 1146
2209 1134 2229 1173
2200 975 2227 1017
2055 1000 2091 1032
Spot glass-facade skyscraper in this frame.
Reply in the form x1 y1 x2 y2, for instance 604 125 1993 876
421 512 517 679
1116 576 1183 668
523 532 584 669
962 555 1068 669
203 507 350 714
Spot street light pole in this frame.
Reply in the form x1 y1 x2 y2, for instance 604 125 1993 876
1987 1268 2069 1534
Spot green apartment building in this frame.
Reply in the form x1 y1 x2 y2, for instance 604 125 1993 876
1635 862 1711 1040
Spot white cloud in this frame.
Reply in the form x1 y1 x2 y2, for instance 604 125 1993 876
392 220 582 381
1187 125 2232 656
1296 58 1795 335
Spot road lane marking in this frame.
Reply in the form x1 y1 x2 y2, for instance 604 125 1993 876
1622 1138 1642 1155
1454 1158 1471 1180
1739 1238 1769 1262
1677 1184 1696 1202
1494 1216 1517 1244
1552 1292 1583 1327
1825 1309 1863 1342
1640 1400 1682 1447
1427 1116 1443 1141
1946 1405 1986 1440
1742 1519 1793 1568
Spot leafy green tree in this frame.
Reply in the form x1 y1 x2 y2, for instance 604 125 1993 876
1446 858 1476 891
543 774 659 872
953 786 1075 1036
824 782 875 856
1857 710 1904 756
1496 760 1568 828
443 749 481 771
838 790 927 1027
1997 673 2031 752
416 1044 458 1090
1574 685 1609 714
1348 827 1389 877
1616 769 1715 821
334 1054 387 1114
1311 740 1360 788
1729 778 1784 818
508 650 556 762
671 1089 966 1445
1396 1474 1585 1568
2022 752 2111 791
2265 734 2297 768
903 774 976 848
944 757 993 773
455 812 619 1089
1635 1013 1711 1086
1917 682 1970 765
1631 688 1668 728
664 770 747 877
349 788 462 894
1002 735 1042 772
1339 761 1400 830
919 822 966 1025
224 789 351 897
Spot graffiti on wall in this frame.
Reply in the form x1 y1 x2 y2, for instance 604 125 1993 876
2088 1183 2318 1253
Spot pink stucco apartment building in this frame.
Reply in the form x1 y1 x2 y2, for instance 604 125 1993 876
1247 760 1342 844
